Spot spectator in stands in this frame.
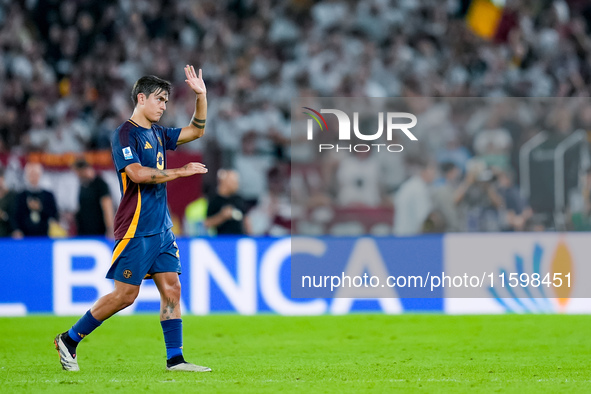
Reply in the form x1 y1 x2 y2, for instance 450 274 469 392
577 168 591 231
431 162 462 232
496 168 532 232
0 167 16 236
72 158 114 237
393 160 437 236
211 101 243 168
435 133 472 174
23 103 52 153
234 131 273 210
422 210 446 234
455 160 505 232
377 133 407 195
11 162 58 238
47 111 92 154
249 166 291 236
3 0 591 236
184 197 211 237
335 149 385 207
471 105 514 171
0 106 20 151
205 169 251 235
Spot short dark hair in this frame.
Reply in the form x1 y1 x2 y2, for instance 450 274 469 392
440 161 457 174
130 75 172 107
73 157 90 169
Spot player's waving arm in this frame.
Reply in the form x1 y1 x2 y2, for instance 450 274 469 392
177 65 207 145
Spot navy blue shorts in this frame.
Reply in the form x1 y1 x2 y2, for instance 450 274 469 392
107 229 181 285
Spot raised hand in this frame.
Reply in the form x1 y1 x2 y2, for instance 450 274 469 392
184 65 207 96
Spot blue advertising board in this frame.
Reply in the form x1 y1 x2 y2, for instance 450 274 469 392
0 236 443 316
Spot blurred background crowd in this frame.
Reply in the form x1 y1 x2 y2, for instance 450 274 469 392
1 0 591 238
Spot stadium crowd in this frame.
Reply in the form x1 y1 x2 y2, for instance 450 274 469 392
1 0 591 237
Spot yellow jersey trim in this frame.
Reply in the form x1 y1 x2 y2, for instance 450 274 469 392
111 238 130 265
121 172 128 194
123 185 141 239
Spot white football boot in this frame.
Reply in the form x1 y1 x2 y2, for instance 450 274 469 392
54 333 80 371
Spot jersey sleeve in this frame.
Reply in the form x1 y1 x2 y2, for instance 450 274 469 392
161 125 182 151
112 130 141 172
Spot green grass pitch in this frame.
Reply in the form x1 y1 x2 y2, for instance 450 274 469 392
0 314 589 393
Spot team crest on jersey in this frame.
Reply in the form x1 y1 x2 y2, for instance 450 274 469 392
123 147 133 160
123 269 132 279
156 152 164 170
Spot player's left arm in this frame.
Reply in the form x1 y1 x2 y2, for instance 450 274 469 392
178 65 207 145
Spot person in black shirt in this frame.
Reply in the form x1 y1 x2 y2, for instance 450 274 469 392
205 169 251 235
12 162 58 237
0 168 16 237
73 158 114 237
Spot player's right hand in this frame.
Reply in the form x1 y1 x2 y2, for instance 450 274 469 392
184 65 207 96
180 162 208 177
